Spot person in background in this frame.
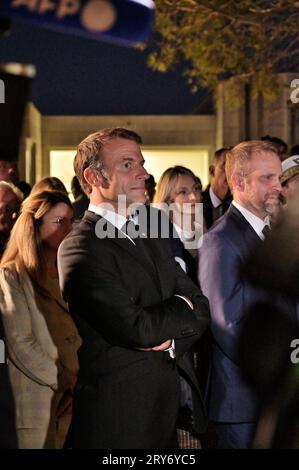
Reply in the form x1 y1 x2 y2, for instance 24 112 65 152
194 176 203 196
202 148 232 230
145 174 156 204
0 313 18 448
243 184 299 311
198 140 297 449
240 185 299 448
280 155 299 204
31 177 68 195
154 166 204 264
0 181 23 257
290 144 299 156
261 135 288 162
0 160 19 186
70 175 89 221
0 160 31 198
0 190 81 448
237 302 298 448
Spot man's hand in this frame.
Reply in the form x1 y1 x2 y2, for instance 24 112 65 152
137 339 172 352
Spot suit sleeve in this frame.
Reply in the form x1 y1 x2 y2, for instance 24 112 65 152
58 237 209 350
198 232 246 363
173 261 210 356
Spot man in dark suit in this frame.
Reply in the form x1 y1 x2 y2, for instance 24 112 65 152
58 127 210 449
198 140 297 449
202 148 232 229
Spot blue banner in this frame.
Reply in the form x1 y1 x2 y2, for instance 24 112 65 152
0 0 155 46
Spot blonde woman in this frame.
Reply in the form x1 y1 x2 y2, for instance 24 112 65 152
0 190 81 448
31 176 68 195
154 166 205 258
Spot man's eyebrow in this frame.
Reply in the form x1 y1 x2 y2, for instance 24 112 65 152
121 157 145 164
260 172 280 177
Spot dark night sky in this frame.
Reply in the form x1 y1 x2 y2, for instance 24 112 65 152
0 19 212 116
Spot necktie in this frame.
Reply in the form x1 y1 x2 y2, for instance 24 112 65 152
218 203 224 217
262 224 271 238
121 219 157 273
122 219 140 241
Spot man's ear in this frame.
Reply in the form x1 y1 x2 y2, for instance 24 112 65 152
231 173 244 191
83 167 104 188
209 164 215 177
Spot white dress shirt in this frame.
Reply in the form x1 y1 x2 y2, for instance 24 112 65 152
88 203 137 244
232 201 270 240
209 186 223 208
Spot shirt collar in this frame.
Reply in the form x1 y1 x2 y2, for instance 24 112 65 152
88 203 127 231
173 222 203 249
232 201 270 240
209 186 222 208
173 222 194 242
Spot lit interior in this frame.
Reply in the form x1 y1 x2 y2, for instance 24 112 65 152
49 147 210 196
142 147 209 187
50 150 76 199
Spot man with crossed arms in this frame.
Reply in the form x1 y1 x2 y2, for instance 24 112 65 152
58 127 210 449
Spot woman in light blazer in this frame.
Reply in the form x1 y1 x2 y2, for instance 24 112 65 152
0 190 81 449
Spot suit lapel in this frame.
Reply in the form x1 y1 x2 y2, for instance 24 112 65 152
229 205 261 252
44 276 69 313
83 211 161 290
229 206 297 322
51 288 69 313
112 235 162 293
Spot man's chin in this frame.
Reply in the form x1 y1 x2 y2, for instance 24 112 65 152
265 201 280 215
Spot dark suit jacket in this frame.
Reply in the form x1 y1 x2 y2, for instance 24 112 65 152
198 205 297 423
167 229 210 434
202 185 232 230
58 208 210 449
72 194 89 221
0 314 17 449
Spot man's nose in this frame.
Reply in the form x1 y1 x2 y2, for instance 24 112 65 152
274 178 282 192
137 166 149 180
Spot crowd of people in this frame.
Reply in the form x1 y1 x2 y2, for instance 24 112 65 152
0 128 298 449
